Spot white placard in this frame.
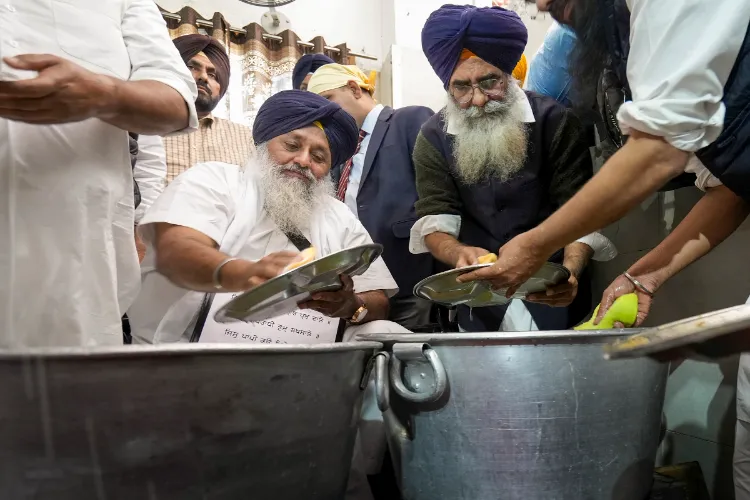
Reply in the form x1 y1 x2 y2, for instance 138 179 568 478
199 292 339 345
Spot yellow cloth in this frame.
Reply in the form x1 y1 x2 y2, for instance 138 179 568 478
512 54 528 86
307 63 377 95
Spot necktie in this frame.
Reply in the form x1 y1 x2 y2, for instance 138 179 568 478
337 129 368 201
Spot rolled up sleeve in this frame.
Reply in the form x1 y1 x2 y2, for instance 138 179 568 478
140 162 238 246
123 0 199 132
617 0 750 151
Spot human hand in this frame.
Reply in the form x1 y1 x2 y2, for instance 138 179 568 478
456 232 549 297
0 54 115 124
454 246 492 268
526 274 578 307
595 273 658 327
219 251 299 291
299 274 359 318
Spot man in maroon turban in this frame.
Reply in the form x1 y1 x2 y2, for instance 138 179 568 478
173 34 231 116
162 34 254 182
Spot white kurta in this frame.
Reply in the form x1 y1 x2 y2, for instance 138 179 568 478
0 0 198 347
127 161 399 344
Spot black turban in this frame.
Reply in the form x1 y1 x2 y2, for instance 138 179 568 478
173 34 231 99
422 5 528 89
253 90 358 169
292 53 336 89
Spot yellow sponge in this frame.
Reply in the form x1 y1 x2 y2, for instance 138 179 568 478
283 246 316 273
477 253 497 264
574 293 639 330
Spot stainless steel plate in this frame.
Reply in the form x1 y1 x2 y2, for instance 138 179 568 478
604 304 750 359
214 244 383 323
413 262 570 307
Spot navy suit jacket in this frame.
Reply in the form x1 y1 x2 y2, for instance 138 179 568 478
332 105 435 299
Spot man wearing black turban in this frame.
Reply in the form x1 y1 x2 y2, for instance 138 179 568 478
160 34 254 183
411 4 616 333
292 53 335 90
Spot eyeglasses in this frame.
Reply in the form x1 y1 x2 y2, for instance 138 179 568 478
450 77 506 105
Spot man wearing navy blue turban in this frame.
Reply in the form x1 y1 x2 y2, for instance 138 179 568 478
129 89 410 499
292 53 336 90
410 4 616 333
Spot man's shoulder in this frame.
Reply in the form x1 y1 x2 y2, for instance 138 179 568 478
393 105 435 118
418 109 446 139
524 90 570 120
179 161 244 186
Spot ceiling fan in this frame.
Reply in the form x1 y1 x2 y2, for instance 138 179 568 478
238 0 296 34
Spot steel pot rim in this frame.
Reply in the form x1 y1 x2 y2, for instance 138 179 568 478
354 330 644 346
0 341 385 360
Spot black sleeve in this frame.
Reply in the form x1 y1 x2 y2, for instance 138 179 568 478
413 131 463 217
546 108 594 209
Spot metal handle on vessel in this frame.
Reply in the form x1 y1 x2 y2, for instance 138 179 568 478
373 352 390 412
389 343 447 404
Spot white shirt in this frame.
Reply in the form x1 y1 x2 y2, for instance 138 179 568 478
344 104 384 217
127 161 398 344
410 87 618 262
133 134 167 224
0 0 198 347
618 0 750 153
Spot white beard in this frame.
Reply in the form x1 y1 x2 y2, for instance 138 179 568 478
252 144 334 235
443 82 529 185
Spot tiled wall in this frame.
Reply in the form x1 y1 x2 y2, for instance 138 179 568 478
590 183 750 499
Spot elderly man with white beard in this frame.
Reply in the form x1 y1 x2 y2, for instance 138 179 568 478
128 89 407 343
409 4 615 332
127 90 408 500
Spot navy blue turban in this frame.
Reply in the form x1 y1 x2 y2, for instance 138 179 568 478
422 5 528 89
253 90 358 169
292 54 336 89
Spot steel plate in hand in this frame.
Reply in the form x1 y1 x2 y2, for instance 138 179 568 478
604 304 750 359
413 262 570 308
214 243 383 323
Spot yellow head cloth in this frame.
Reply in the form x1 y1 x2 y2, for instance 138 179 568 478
307 63 377 95
512 54 528 86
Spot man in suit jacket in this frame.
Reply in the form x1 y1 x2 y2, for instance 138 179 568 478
307 64 435 331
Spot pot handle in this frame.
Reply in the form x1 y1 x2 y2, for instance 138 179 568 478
373 351 391 412
389 343 447 404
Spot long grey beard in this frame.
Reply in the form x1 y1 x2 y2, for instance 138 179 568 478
253 144 334 235
443 85 529 185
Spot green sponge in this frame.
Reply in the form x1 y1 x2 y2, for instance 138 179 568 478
574 293 639 330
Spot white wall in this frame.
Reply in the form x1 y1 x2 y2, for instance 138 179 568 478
156 0 385 63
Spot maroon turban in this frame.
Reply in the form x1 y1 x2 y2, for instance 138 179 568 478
172 34 231 99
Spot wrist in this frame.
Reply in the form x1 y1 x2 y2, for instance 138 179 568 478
217 259 253 291
94 74 121 121
526 226 557 260
346 294 364 319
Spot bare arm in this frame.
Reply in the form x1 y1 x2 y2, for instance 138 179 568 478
153 223 297 292
99 78 190 135
562 242 594 279
424 232 489 268
356 290 390 323
530 131 690 256
595 185 750 325
629 185 750 284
